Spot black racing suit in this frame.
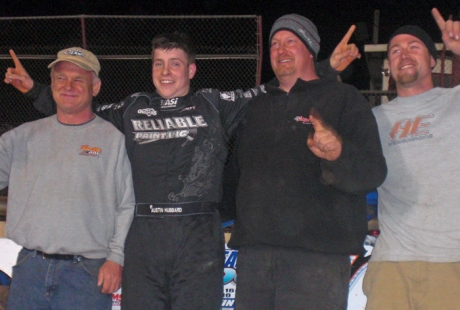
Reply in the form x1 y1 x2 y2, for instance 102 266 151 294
27 84 264 309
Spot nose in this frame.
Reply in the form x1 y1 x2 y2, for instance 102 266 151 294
65 79 73 90
278 42 287 54
400 48 409 59
162 65 170 75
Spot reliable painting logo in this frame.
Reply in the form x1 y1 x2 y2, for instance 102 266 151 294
79 145 102 157
388 114 434 146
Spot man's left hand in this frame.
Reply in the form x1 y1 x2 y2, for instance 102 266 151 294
330 25 361 72
307 109 342 161
97 260 122 294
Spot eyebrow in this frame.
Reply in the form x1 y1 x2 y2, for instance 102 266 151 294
154 57 184 62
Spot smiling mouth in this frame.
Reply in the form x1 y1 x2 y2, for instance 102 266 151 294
160 80 174 84
278 58 292 63
400 64 415 70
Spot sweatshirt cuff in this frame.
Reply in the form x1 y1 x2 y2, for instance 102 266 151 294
316 57 340 80
24 81 43 100
106 252 124 267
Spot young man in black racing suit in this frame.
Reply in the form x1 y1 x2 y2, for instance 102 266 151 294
5 29 359 309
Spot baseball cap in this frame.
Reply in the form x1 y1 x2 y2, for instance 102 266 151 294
48 47 101 76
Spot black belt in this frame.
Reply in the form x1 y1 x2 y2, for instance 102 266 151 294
135 202 219 217
31 249 82 261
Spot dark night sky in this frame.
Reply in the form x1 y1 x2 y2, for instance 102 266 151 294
1 0 459 84
1 0 458 42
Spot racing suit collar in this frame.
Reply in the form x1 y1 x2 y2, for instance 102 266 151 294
151 91 193 110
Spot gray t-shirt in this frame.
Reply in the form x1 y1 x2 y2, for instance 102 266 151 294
371 86 460 262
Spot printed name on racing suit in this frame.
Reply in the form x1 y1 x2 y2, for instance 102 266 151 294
131 116 208 144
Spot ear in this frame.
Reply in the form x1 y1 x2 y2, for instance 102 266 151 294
188 63 197 79
430 56 436 69
92 79 101 97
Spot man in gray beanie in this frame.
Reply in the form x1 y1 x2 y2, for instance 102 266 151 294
269 13 321 60
363 8 460 310
228 13 387 310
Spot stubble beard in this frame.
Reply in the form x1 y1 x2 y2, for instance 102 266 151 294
274 65 295 78
396 70 419 87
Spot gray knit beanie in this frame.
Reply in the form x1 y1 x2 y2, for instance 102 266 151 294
269 14 320 60
388 25 437 63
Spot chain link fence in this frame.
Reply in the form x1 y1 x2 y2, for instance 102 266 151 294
2 16 460 125
0 15 262 128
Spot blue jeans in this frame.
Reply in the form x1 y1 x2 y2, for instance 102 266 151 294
7 248 112 310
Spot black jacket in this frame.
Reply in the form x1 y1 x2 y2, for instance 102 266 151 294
228 77 387 255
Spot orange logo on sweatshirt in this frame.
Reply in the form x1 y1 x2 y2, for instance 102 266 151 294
79 145 102 157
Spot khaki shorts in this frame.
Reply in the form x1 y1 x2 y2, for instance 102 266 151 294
363 261 460 310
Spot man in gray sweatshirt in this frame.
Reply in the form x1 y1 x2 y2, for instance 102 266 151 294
0 47 135 309
363 8 460 310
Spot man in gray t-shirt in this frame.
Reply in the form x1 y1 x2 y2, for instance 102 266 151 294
363 8 460 310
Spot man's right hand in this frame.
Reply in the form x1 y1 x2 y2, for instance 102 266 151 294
432 8 460 56
306 109 342 162
329 25 361 72
4 49 34 93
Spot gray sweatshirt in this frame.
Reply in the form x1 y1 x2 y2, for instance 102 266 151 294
0 115 135 266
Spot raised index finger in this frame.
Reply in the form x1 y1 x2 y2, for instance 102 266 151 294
309 108 325 131
431 8 446 31
339 25 356 46
9 49 25 70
